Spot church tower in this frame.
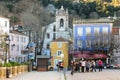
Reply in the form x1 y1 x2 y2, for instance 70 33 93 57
55 6 68 31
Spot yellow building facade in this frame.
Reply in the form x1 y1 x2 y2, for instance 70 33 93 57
50 37 69 69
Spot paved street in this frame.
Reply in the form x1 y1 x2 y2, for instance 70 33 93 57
1 69 120 80
65 69 120 80
5 71 64 80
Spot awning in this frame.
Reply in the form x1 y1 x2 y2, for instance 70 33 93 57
69 51 91 54
21 50 28 54
92 53 107 59
69 51 107 59
74 53 91 58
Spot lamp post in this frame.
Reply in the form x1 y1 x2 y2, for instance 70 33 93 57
60 53 64 61
4 35 10 63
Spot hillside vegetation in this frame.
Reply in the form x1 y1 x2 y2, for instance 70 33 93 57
0 0 120 32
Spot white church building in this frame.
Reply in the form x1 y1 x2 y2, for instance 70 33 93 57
42 6 72 55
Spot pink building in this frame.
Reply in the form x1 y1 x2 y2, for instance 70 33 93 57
9 30 29 62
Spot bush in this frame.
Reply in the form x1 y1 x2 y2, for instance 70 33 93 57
10 62 18 66
22 62 29 65
0 62 2 67
3 63 12 67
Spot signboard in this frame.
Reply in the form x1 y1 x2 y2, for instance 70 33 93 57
29 53 35 59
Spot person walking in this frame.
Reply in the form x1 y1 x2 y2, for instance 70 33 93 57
81 60 86 72
86 60 90 72
70 61 74 75
91 60 96 72
98 59 103 72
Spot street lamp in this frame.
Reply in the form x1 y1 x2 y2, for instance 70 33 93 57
4 35 10 63
60 53 64 61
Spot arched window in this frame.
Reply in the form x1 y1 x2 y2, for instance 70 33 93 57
53 25 56 32
47 33 50 39
60 19 64 27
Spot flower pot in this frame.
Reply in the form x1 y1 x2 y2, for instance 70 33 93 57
0 67 6 79
12 66 17 76
17 66 21 74
6 67 12 78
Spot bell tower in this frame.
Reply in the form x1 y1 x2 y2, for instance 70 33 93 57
55 6 68 31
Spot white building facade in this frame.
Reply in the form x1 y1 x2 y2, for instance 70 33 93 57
0 16 10 35
42 6 72 55
0 16 10 62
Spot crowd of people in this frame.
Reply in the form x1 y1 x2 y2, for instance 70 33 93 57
70 59 103 75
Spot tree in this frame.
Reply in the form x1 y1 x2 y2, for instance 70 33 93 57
89 12 99 19
20 0 54 38
0 2 9 16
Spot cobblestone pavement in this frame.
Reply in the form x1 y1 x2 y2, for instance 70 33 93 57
65 69 120 80
3 71 64 80
1 69 120 80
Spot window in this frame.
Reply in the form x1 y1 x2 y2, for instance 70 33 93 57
21 37 24 42
53 33 56 40
57 42 62 48
47 33 50 39
53 25 56 32
86 27 91 35
5 21 7 27
78 28 83 36
57 50 62 56
94 27 99 34
60 19 64 27
17 36 19 42
103 27 108 34
17 45 19 51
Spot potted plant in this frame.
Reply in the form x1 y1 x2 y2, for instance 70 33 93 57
10 62 17 76
16 62 21 74
0 62 6 79
23 62 29 72
3 62 12 78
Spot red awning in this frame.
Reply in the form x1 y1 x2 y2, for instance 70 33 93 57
91 54 107 59
70 51 107 59
74 53 91 58
69 51 91 54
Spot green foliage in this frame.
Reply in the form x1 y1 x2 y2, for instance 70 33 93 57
0 63 2 67
22 62 29 65
3 63 12 67
6 4 14 12
16 62 21 66
9 16 20 23
0 41 6 48
10 62 18 66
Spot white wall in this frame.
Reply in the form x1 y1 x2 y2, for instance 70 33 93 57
0 17 10 34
